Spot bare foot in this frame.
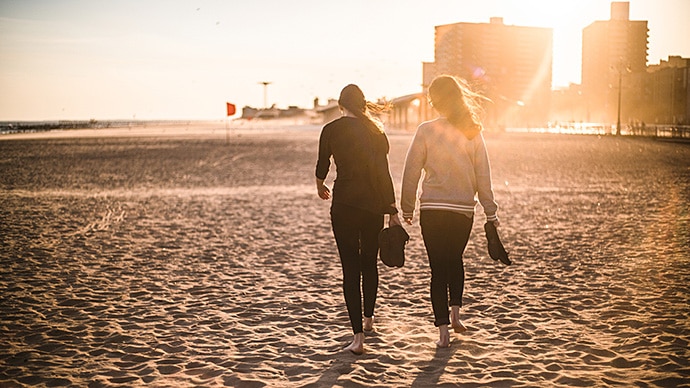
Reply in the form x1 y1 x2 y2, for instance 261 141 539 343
452 321 467 333
436 325 450 348
363 316 374 332
344 333 364 355
450 306 467 333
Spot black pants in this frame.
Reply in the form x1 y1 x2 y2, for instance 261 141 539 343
331 202 383 334
420 210 473 327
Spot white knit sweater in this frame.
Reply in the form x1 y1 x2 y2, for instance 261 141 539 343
401 118 498 222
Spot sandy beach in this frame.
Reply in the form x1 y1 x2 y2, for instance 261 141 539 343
1 124 689 387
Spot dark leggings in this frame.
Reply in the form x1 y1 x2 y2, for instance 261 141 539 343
420 210 473 327
331 202 383 334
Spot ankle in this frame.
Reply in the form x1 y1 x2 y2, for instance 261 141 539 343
363 316 374 331
437 325 450 347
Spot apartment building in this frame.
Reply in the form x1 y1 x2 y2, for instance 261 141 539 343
644 56 689 125
581 2 649 125
422 17 552 129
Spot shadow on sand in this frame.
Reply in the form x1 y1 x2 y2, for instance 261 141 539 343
410 340 461 388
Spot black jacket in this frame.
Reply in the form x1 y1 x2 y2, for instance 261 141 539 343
316 117 397 215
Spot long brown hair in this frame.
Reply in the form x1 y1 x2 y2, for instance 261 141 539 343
428 75 488 138
338 84 389 134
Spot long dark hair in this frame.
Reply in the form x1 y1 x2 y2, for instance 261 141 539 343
428 75 488 138
338 84 389 135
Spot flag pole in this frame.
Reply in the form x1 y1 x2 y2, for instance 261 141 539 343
225 102 236 145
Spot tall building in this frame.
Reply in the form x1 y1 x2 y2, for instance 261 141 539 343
581 2 648 125
644 56 689 125
422 17 552 129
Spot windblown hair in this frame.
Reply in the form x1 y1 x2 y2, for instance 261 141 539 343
338 84 389 134
428 75 488 138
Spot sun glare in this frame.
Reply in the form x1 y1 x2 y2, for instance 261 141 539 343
503 0 604 30
500 0 607 87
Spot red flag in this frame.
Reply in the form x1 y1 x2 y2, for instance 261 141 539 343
226 102 236 116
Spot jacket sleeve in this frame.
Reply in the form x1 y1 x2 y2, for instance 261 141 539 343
401 127 426 218
315 126 331 180
378 134 398 214
474 133 499 222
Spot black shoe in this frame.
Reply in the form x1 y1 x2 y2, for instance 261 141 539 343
484 222 511 266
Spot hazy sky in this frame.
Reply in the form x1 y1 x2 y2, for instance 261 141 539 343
1 0 688 121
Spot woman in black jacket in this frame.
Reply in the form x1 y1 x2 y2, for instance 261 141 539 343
315 84 400 354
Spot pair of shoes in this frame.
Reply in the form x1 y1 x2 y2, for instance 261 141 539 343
484 222 511 265
378 225 409 268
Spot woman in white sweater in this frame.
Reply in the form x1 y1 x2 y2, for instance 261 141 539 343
401 75 500 348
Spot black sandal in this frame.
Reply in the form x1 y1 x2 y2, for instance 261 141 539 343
484 222 511 266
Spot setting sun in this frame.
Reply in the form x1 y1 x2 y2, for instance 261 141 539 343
488 0 607 84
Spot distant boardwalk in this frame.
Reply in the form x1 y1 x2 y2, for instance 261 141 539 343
1 128 688 387
512 122 690 141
